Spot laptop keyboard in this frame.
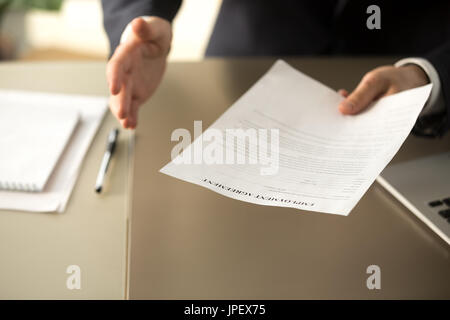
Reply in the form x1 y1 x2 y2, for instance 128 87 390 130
443 197 450 206
429 197 450 223
429 200 443 207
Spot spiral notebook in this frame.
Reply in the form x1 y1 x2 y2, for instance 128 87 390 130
0 104 80 192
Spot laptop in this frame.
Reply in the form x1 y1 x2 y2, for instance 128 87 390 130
377 151 450 245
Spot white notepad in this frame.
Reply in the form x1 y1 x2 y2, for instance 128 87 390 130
0 104 79 192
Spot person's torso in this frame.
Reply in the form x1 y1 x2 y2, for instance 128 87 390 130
205 0 450 56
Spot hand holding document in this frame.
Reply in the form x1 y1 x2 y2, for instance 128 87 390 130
161 60 432 215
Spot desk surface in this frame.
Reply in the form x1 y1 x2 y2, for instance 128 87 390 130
129 58 450 299
0 62 130 299
1 59 449 299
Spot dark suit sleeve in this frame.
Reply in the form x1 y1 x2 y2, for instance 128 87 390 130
101 0 182 55
417 42 450 137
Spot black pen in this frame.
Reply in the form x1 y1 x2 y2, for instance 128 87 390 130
95 128 119 193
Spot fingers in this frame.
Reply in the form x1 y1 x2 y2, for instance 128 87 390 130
109 92 140 129
108 74 131 120
109 94 122 123
105 17 171 129
106 44 135 95
127 100 140 129
106 42 140 122
338 70 389 115
107 58 123 95
119 118 135 130
111 106 135 130
118 102 139 129
117 77 132 119
109 81 131 126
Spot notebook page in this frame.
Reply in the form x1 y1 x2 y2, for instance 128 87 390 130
0 90 107 212
0 104 79 191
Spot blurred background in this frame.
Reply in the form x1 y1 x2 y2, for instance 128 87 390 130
0 0 221 61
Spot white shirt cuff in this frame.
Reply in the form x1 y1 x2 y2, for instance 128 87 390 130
120 16 152 44
395 57 445 116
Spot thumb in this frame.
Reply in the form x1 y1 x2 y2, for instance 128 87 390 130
338 72 388 115
131 17 168 42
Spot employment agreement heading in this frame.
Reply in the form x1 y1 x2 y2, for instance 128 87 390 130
160 60 432 215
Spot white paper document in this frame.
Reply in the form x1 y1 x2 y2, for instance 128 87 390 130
0 103 80 192
160 60 432 215
0 90 107 213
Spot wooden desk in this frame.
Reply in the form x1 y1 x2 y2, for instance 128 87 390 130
129 58 450 299
0 62 130 299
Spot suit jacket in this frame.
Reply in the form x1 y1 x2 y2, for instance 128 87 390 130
101 0 450 136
